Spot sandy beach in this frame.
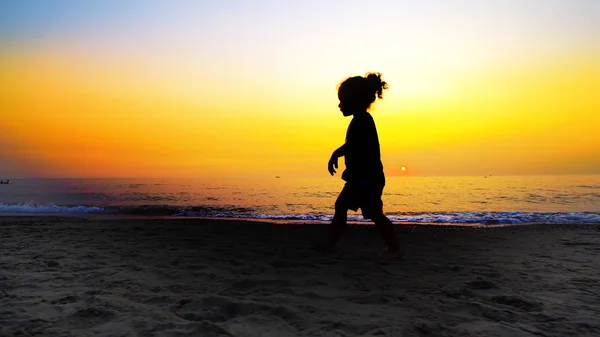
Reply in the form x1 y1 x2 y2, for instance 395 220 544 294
1 216 599 337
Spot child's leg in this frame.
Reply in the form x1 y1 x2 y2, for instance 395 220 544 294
324 204 348 249
360 184 401 253
322 185 354 250
371 213 401 253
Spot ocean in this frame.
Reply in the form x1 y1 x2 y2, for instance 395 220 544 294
1 175 599 225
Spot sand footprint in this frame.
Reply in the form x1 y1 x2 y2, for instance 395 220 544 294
57 306 116 330
489 295 543 312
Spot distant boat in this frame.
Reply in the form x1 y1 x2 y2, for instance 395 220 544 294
0 180 10 184
275 176 281 178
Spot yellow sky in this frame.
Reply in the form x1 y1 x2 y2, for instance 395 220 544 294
1 1 599 178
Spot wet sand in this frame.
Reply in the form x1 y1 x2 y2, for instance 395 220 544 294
1 216 599 336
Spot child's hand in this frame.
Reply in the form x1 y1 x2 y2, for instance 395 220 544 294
328 156 338 176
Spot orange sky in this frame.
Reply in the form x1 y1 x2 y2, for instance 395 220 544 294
1 1 599 178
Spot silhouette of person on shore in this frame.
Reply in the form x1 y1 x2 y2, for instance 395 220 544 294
317 72 403 257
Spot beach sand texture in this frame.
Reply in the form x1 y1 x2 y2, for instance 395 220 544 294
1 217 599 337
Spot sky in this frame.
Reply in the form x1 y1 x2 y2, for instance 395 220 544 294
1 0 599 178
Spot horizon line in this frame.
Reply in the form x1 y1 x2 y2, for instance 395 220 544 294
2 173 599 180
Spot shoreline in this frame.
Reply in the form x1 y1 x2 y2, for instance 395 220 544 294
2 213 599 227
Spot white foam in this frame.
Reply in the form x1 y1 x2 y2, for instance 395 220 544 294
385 212 600 224
0 202 106 214
205 212 600 224
1 203 599 224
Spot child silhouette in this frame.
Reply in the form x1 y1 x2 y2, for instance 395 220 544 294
319 72 403 257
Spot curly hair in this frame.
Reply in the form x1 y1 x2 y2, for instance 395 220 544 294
337 72 389 109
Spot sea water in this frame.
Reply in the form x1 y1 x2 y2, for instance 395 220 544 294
1 175 599 224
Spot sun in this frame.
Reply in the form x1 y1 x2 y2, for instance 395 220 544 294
401 166 406 171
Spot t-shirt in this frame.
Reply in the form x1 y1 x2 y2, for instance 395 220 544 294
341 112 385 186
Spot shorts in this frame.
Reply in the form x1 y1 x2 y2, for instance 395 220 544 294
335 182 384 220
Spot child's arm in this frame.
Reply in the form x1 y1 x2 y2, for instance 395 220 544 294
331 144 346 158
328 144 346 175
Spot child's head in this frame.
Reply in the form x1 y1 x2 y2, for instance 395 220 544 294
337 72 388 116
